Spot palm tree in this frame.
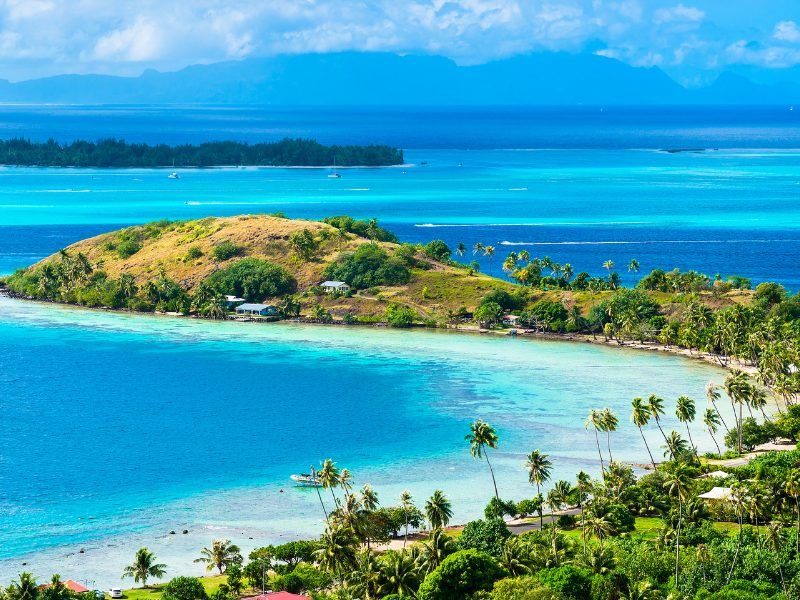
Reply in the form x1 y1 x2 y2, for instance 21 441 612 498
456 242 466 258
525 450 552 528
472 242 484 256
785 469 800 558
627 259 640 280
662 431 689 460
725 369 750 454
586 515 613 549
766 521 787 593
749 387 772 422
600 408 618 463
122 548 167 587
483 245 495 265
465 420 500 500
624 581 662 600
194 540 242 574
400 490 414 548
315 525 358 582
703 409 723 456
378 550 420 598
319 459 342 508
631 397 657 469
425 490 452 530
663 462 693 588
585 409 606 473
310 465 329 524
676 396 698 459
418 528 456 574
349 551 381 600
575 471 593 558
500 537 532 576
647 394 670 447
603 260 615 287
706 382 730 434
6 573 38 600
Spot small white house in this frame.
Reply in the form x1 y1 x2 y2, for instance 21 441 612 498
321 280 350 294
698 486 732 501
236 303 279 317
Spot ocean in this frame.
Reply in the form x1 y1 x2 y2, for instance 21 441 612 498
0 105 794 585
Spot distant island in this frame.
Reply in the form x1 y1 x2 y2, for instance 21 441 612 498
0 137 404 167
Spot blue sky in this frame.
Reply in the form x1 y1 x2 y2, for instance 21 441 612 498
0 0 798 84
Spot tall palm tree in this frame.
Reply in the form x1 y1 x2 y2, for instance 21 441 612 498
601 408 618 464
602 260 615 287
785 469 800 558
585 409 606 473
525 450 552 529
425 490 453 530
749 387 772 423
315 525 358 583
194 540 242 575
575 471 593 558
456 242 466 258
400 490 414 548
703 408 723 456
465 420 500 500
726 482 748 584
663 462 693 588
662 431 689 460
627 259 640 279
631 397 657 469
310 465 329 524
766 522 787 593
319 459 342 508
676 396 698 459
647 394 670 447
377 550 420 598
122 548 167 588
725 369 750 454
706 382 730 434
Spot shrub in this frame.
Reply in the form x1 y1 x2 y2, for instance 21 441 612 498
481 289 524 311
754 282 786 306
475 301 503 326
185 246 204 261
323 216 398 242
385 304 417 327
161 577 208 600
537 566 593 599
724 417 778 452
417 549 506 600
484 497 518 519
324 244 410 289
490 576 565 600
456 518 511 557
288 229 318 260
213 241 244 261
117 239 142 258
269 564 330 594
205 258 295 300
423 240 452 262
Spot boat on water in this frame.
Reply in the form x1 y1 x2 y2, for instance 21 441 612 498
291 472 321 487
327 156 341 178
168 172 180 179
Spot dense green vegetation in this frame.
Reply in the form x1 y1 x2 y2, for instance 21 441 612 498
323 244 411 289
0 138 404 167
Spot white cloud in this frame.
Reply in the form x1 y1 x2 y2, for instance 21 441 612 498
726 39 800 68
93 18 166 62
653 4 705 25
774 20 800 43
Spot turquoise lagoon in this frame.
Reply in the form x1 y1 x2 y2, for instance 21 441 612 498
0 296 730 586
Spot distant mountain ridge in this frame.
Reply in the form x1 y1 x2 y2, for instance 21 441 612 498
1 51 798 105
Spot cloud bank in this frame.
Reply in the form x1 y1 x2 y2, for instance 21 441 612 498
0 0 797 82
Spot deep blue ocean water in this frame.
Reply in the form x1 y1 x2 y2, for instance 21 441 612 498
0 105 796 584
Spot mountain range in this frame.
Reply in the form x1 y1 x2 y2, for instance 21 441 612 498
1 51 798 105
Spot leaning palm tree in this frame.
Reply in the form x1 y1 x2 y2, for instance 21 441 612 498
472 242 484 256
663 462 693 588
703 409 723 456
725 369 750 454
647 394 670 446
122 548 167 588
706 381 730 434
425 490 453 530
194 539 242 575
631 397 657 469
525 449 552 529
465 420 500 500
319 459 342 508
676 396 698 459
662 431 689 461
749 387 773 423
585 409 607 473
600 408 619 463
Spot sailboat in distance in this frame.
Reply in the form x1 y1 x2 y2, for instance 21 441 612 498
328 155 341 178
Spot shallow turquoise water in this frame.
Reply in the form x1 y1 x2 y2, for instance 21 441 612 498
0 297 729 585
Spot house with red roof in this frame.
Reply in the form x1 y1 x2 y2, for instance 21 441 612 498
39 580 91 594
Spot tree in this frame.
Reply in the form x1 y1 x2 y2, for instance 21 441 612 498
601 408 619 463
319 459 342 509
418 528 457 575
457 518 511 557
647 394 670 447
417 549 506 600
456 242 466 258
676 395 698 459
703 408 723 456
663 462 693 588
377 550 420 597
525 450 552 529
400 490 414 548
122 547 167 587
603 260 615 287
194 540 242 574
425 490 453 530
225 564 244 597
161 577 208 600
40 575 71 600
314 525 358 581
585 409 606 474
288 228 318 261
631 397 657 469
706 381 730 434
586 515 613 549
6 573 38 600
725 369 751 454
466 420 501 501
785 469 800 558
475 301 503 327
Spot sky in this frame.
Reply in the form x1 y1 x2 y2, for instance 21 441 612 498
0 0 798 85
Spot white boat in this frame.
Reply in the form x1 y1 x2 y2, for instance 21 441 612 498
327 156 341 178
291 472 321 487
168 172 180 179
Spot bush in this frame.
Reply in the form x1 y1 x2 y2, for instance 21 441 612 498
385 304 417 328
754 282 786 307
324 244 410 289
536 566 593 599
161 577 208 600
205 258 295 300
724 417 778 452
484 497 518 519
117 239 142 258
185 246 204 261
475 301 503 326
213 241 244 261
423 240 452 262
417 549 506 600
323 216 398 242
269 564 330 594
481 289 524 311
456 518 511 557
490 576 565 600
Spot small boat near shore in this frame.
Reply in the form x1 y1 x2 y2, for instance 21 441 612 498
291 472 321 487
